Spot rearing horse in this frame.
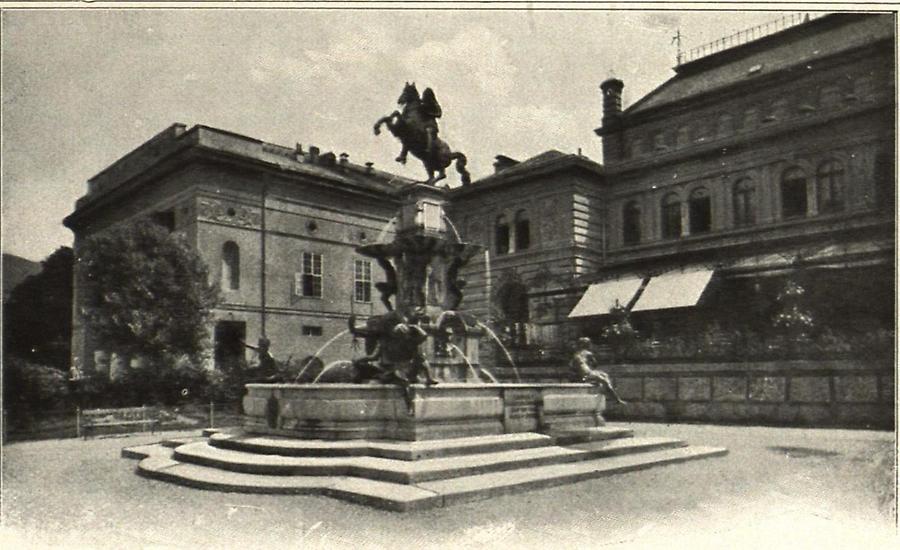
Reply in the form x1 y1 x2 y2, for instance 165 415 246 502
374 83 471 186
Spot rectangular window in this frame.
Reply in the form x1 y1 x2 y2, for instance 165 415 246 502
298 252 323 298
354 259 372 303
302 325 323 336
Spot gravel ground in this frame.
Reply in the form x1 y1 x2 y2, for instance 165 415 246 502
2 422 896 549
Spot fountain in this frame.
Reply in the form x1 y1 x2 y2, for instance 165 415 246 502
125 88 726 510
241 183 609 441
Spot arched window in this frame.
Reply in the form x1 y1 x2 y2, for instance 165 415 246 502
688 187 712 234
733 178 756 227
742 107 759 131
816 160 845 214
653 131 669 151
676 126 691 148
622 201 642 245
661 192 682 239
716 114 733 138
514 210 531 251
628 137 644 158
781 167 808 219
495 215 510 255
221 241 240 291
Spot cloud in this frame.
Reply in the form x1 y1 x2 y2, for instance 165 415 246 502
401 25 517 99
642 13 681 31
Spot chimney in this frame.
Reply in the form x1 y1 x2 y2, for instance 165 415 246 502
320 151 337 166
600 78 624 124
365 161 374 174
598 78 625 164
493 155 519 173
339 152 349 166
308 145 320 164
295 143 304 161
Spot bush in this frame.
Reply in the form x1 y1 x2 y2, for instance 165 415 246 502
3 358 71 432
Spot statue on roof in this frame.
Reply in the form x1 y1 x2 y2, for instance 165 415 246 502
374 82 471 186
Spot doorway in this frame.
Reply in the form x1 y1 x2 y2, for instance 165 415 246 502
214 321 246 371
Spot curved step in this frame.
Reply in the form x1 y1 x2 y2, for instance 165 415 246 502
137 453 441 512
172 437 687 484
136 444 728 511
208 431 558 460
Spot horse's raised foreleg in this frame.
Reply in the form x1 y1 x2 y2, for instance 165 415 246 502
373 111 400 136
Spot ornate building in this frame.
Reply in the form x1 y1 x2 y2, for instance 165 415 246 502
570 13 895 342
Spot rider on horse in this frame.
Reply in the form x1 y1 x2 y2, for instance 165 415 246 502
420 88 442 156
374 82 470 186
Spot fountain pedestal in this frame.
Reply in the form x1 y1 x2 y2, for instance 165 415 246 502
243 383 606 441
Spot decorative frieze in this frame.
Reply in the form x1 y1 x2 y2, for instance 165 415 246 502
197 198 261 228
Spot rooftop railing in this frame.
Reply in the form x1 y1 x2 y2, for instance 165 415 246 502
678 12 826 66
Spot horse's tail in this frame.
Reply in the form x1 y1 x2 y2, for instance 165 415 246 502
451 152 471 185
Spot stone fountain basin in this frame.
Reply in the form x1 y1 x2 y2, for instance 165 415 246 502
244 383 607 442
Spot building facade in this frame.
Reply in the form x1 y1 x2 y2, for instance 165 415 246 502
575 13 894 339
64 125 407 375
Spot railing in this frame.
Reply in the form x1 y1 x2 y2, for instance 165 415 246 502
679 12 825 66
3 401 242 443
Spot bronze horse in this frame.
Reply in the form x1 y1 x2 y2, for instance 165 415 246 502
374 83 471 186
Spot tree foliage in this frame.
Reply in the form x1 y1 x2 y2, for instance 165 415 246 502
3 246 74 370
79 221 219 366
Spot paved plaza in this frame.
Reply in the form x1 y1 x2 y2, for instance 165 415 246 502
2 422 896 549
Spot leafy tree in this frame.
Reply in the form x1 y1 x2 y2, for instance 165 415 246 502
3 247 74 370
79 220 219 370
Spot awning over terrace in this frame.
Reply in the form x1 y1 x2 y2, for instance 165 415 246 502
630 270 714 312
567 277 644 318
568 269 715 317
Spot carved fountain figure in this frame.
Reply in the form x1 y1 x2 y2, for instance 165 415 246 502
345 184 487 410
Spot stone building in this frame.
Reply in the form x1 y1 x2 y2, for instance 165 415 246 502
64 124 408 375
579 13 895 342
65 13 894 416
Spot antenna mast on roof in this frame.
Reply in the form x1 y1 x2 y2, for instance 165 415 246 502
672 29 684 66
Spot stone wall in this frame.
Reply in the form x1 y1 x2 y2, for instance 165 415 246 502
605 360 893 429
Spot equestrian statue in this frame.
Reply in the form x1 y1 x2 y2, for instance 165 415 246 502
374 82 471 186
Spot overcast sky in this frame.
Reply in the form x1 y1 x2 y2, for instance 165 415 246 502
2 6 809 261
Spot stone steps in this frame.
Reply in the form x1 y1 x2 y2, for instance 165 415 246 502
171 436 684 484
416 445 728 507
133 443 726 511
208 431 561 460
551 426 634 445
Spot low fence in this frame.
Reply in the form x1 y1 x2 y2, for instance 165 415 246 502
3 401 242 443
501 350 894 429
605 359 894 429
